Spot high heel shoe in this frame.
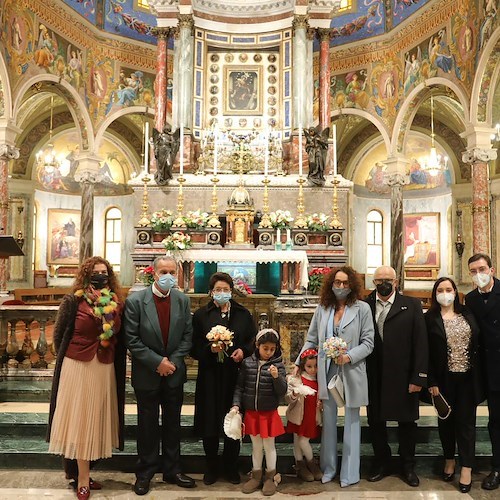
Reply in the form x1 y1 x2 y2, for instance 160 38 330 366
459 481 472 493
76 485 90 500
443 471 455 482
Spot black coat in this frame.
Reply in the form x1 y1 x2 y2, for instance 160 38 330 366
233 351 287 412
423 307 485 406
191 299 256 437
466 277 500 392
365 291 428 422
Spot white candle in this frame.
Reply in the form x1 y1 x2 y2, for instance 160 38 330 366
264 130 269 176
144 121 149 173
298 125 303 177
276 228 281 243
214 128 218 176
179 125 184 176
333 124 337 176
286 228 291 241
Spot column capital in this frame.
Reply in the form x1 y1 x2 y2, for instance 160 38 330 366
0 144 20 160
292 15 309 32
317 28 333 42
462 148 497 164
75 170 103 184
385 172 410 187
151 27 175 39
177 14 194 32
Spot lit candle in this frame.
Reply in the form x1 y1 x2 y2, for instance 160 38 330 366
264 130 269 176
333 123 337 176
214 128 218 176
298 125 303 177
179 125 184 176
144 121 149 173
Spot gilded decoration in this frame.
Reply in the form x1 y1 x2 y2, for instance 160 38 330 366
0 79 4 117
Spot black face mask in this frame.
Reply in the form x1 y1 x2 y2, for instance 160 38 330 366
90 274 109 289
376 281 393 297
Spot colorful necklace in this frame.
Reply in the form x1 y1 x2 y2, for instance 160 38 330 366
75 287 119 347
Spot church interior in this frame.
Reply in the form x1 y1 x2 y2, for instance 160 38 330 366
0 0 499 497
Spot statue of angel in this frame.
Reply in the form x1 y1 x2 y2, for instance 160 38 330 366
304 126 330 186
152 125 180 185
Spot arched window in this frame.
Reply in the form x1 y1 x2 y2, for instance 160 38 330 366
105 207 121 272
366 210 383 274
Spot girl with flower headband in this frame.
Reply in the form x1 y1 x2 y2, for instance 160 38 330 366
285 348 323 482
48 257 126 500
232 328 287 496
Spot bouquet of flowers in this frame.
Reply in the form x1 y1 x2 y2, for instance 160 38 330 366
308 267 330 295
323 336 348 360
206 325 234 363
306 213 329 232
139 265 156 286
150 209 174 231
183 209 210 229
269 209 294 229
162 231 192 251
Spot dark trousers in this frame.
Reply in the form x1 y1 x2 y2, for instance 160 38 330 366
134 381 184 480
487 390 500 471
203 435 240 472
369 420 417 471
438 372 476 468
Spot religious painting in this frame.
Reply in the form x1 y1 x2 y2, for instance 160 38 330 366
403 213 440 271
224 66 262 115
47 209 80 266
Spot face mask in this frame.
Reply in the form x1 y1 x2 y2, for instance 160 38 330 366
472 272 491 289
157 273 177 291
436 292 455 307
213 291 232 305
332 287 351 300
90 274 108 289
376 281 393 297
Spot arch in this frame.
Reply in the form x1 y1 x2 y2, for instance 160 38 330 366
0 52 12 120
392 78 469 156
12 74 94 151
471 26 500 125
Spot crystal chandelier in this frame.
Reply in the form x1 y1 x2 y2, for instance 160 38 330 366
36 96 65 173
423 94 448 177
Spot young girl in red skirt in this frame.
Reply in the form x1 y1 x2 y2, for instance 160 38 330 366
285 349 322 482
232 329 287 496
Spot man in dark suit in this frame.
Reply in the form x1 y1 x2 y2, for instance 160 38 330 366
124 255 195 495
365 265 428 487
466 253 500 490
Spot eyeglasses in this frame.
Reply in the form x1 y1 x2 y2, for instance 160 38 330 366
213 287 231 293
333 280 350 288
373 278 394 285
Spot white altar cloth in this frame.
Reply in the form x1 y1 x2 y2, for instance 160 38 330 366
178 249 309 288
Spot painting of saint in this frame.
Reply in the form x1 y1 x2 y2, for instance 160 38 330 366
225 68 261 114
47 209 80 265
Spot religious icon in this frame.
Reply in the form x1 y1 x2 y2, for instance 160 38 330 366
225 67 262 115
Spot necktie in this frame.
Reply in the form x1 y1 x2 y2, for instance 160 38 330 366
377 300 390 340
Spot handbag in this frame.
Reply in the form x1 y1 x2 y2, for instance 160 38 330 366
327 370 345 407
432 393 451 420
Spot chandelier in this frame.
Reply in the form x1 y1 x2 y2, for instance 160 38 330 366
491 123 500 142
423 94 448 177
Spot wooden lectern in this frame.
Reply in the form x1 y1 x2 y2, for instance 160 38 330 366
0 235 24 258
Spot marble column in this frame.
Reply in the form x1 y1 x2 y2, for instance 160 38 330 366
174 15 194 130
462 148 497 254
152 27 171 133
292 15 308 129
0 145 20 295
317 29 332 131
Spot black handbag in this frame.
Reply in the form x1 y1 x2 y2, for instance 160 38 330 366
432 393 451 420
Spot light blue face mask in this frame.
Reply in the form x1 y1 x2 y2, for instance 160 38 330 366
213 291 232 305
157 273 177 291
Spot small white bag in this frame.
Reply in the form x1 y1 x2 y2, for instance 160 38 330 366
223 408 243 440
327 373 345 407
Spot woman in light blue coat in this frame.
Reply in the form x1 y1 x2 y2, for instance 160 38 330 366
296 266 374 486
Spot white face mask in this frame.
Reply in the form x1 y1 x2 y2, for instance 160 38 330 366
436 292 455 307
472 272 491 289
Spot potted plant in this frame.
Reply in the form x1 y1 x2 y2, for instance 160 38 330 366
308 267 331 295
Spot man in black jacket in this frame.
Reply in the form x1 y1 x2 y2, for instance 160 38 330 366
365 265 428 487
466 253 500 490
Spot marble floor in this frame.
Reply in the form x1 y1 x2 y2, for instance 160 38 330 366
0 470 498 499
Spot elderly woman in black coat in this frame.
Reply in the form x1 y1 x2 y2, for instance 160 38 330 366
191 272 256 485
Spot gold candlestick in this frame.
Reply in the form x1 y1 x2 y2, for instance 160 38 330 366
207 176 221 227
294 176 308 228
259 176 273 228
330 175 343 229
137 173 151 227
172 175 187 227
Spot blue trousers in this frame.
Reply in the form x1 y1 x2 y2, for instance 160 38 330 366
320 391 361 486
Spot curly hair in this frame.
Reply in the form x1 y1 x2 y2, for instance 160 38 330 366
319 266 362 308
72 256 122 302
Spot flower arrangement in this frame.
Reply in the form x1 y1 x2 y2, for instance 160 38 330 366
308 267 330 295
269 209 294 229
140 265 155 286
323 336 348 360
183 209 210 229
206 325 234 363
150 209 174 232
162 231 192 251
306 212 329 232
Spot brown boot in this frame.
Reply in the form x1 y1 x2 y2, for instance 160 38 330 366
306 459 323 481
296 460 314 482
242 469 262 494
262 469 278 496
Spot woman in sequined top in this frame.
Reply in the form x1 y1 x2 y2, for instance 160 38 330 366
425 277 484 494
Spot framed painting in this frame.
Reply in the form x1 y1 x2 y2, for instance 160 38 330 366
403 212 440 279
47 209 80 265
224 66 262 115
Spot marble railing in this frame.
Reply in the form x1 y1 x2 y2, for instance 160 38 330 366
0 305 58 370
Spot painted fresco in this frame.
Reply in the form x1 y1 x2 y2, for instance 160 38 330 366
104 0 156 44
61 0 97 25
393 0 430 27
0 79 4 116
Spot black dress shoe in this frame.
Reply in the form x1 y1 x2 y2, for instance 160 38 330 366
482 471 500 490
443 471 455 482
133 478 150 496
203 470 218 485
368 468 391 482
224 469 241 484
403 470 420 487
164 473 196 488
459 481 472 493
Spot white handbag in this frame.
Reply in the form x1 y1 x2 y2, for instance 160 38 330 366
223 409 243 440
327 370 345 407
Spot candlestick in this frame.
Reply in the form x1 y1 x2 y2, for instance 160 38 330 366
179 125 184 176
144 122 149 173
259 176 273 228
333 124 337 176
207 176 221 228
298 125 303 177
329 175 343 229
294 176 308 228
136 173 151 227
172 176 187 227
